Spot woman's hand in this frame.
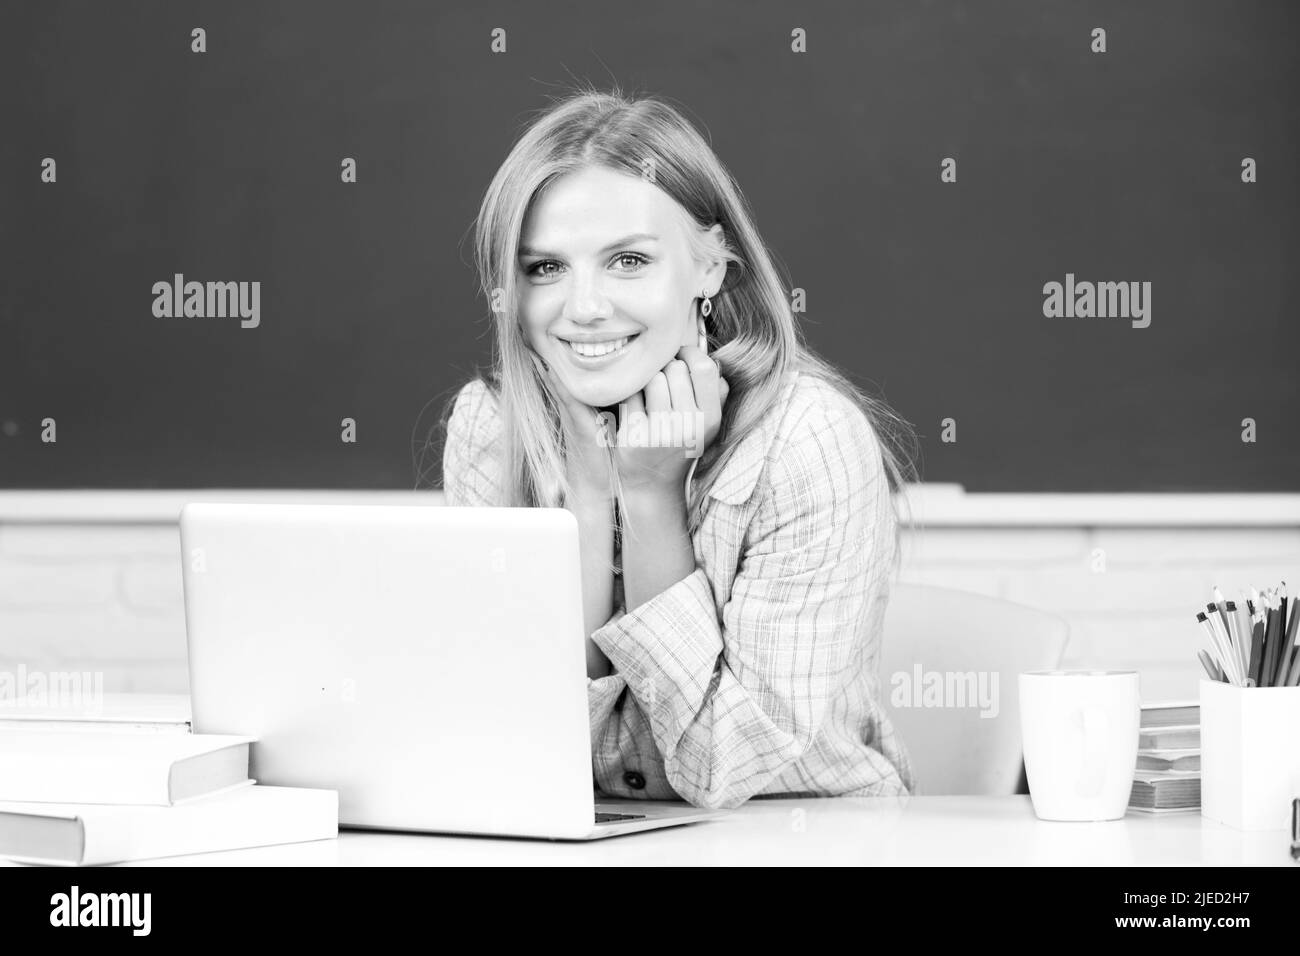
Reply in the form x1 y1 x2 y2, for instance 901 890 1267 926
614 345 729 496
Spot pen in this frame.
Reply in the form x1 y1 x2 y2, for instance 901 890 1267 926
1205 605 1244 685
1212 588 1238 674
1225 601 1249 682
1197 612 1235 684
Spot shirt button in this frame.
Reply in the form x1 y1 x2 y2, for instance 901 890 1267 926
623 770 646 790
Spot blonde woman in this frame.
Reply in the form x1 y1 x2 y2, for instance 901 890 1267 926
440 86 918 810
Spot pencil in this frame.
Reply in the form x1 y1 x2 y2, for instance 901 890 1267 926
1208 605 1244 685
1272 590 1288 686
1275 585 1289 685
1198 648 1223 682
1280 593 1300 687
1247 610 1266 686
1262 598 1275 682
1198 611 1236 685
1286 620 1300 687
1237 592 1255 677
1213 586 1234 642
1264 591 1284 686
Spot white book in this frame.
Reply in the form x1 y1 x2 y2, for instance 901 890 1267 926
0 785 338 866
1139 700 1199 729
1134 748 1201 772
1126 805 1200 815
0 731 254 805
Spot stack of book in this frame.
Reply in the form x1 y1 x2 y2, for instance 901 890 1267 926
1128 700 1201 814
0 730 337 865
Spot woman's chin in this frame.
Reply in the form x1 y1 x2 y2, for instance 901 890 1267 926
579 390 635 410
570 381 642 410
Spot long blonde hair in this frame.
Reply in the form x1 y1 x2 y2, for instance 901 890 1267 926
429 83 918 546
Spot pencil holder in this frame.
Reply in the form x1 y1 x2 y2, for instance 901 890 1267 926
1199 679 1300 830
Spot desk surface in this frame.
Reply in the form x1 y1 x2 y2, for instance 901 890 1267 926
1 697 1291 866
75 796 1295 867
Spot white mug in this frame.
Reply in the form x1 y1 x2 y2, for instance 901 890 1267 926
1019 670 1140 821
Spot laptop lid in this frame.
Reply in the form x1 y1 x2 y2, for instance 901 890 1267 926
181 502 597 838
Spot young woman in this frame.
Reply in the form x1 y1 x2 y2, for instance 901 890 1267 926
440 85 919 810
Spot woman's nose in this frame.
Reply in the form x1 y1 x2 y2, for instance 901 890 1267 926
562 270 611 322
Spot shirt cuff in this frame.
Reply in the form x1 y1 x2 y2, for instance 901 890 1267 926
589 566 724 718
587 674 626 752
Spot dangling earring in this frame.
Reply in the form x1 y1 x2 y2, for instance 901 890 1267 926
698 290 712 350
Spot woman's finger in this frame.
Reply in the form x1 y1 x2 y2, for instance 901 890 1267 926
662 359 695 411
643 370 671 415
675 344 722 416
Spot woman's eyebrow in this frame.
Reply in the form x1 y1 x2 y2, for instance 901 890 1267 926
518 233 660 258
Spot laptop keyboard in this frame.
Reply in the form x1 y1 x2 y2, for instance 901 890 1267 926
595 811 647 824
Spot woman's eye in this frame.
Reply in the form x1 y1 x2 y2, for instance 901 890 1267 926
613 253 649 271
525 253 648 279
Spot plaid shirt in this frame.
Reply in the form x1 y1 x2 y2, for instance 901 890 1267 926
443 371 914 810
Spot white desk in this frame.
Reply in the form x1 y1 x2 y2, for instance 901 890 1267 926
1 695 1292 866
81 796 1294 867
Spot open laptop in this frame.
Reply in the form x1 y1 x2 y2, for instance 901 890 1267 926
180 501 727 840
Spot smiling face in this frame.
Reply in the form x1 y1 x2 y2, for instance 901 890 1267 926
517 166 724 409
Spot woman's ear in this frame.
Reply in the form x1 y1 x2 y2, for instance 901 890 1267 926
701 223 728 289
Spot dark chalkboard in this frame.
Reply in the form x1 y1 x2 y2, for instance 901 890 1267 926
2 0 1296 491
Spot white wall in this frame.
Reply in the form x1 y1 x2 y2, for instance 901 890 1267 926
2 488 1297 703
0 522 188 692
898 526 1300 700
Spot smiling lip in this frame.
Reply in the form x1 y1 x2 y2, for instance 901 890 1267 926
560 333 639 364
556 332 641 344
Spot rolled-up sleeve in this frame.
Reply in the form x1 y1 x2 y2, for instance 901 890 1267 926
589 400 887 810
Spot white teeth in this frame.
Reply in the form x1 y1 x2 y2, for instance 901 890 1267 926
567 336 631 358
